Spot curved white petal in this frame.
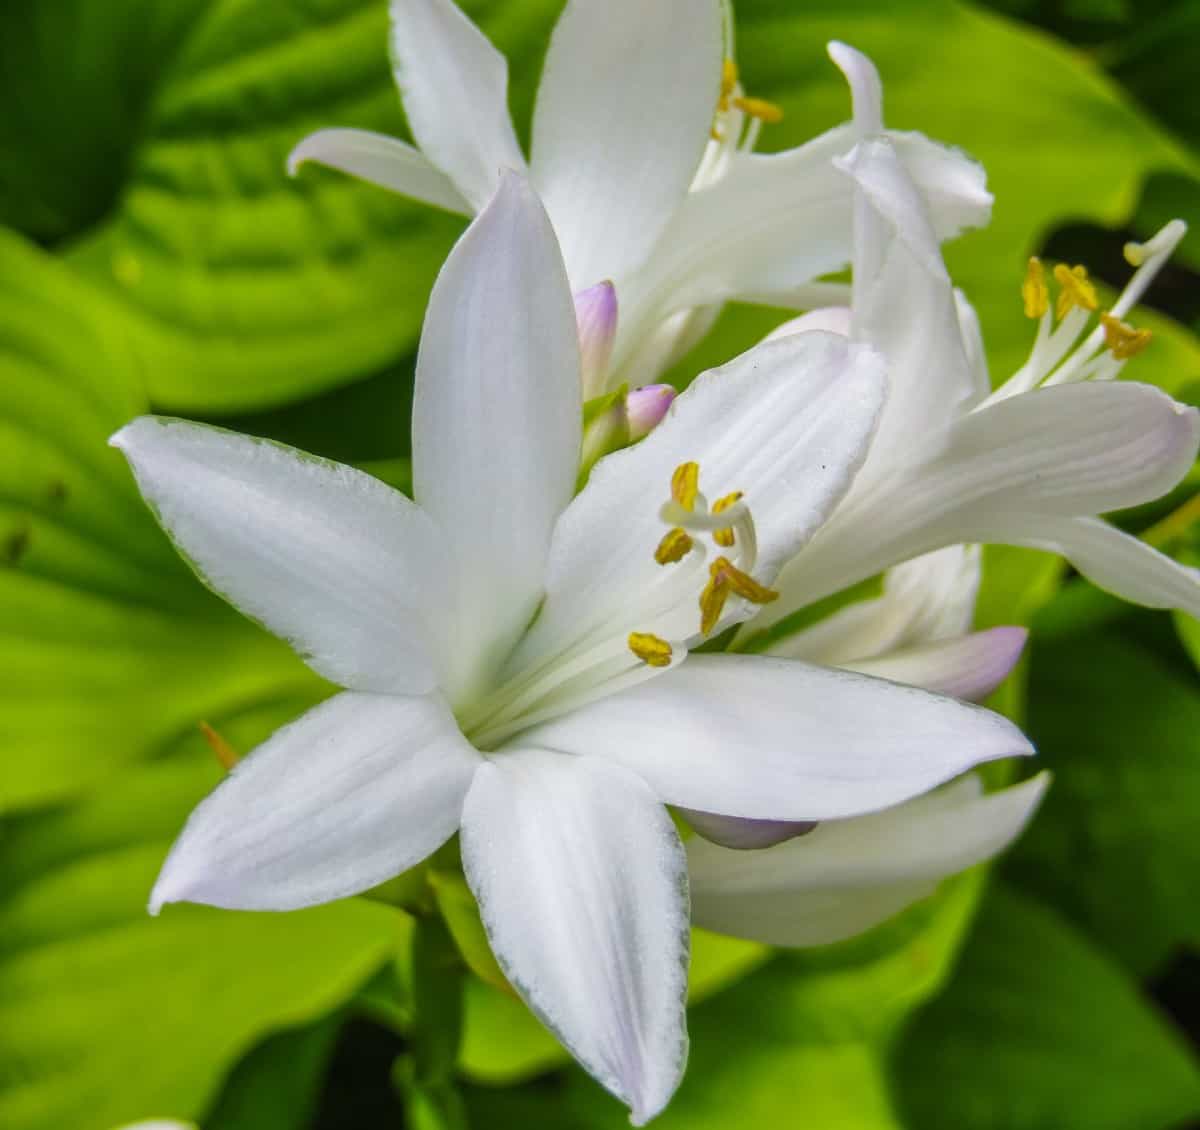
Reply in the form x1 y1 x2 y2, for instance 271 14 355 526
765 382 1200 621
979 514 1200 618
460 750 688 1125
530 0 722 290
681 810 817 851
151 693 481 912
845 626 1028 702
614 126 989 371
766 546 980 665
837 137 980 474
688 772 1048 947
388 0 526 209
287 128 471 214
828 41 883 136
522 653 1033 821
508 332 886 675
412 173 581 702
111 418 450 695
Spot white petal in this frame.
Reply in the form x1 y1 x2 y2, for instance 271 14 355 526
412 173 581 702
530 0 722 289
767 546 981 665
287 128 471 214
388 0 526 209
110 418 450 695
827 42 883 137
688 772 1048 946
151 693 481 912
614 126 989 370
765 382 1200 620
981 514 1200 618
460 750 688 1125
846 627 1028 701
522 653 1033 821
838 137 980 473
508 332 886 674
681 810 817 851
764 306 852 342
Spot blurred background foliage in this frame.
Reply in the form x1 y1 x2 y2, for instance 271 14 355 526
1 0 1198 1127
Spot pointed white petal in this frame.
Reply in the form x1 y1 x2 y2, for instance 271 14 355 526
982 514 1200 618
522 653 1032 822
509 332 885 673
530 0 722 289
460 751 688 1125
827 41 883 136
688 772 1048 946
388 0 526 209
151 693 481 912
767 546 980 665
846 627 1028 701
287 128 471 214
412 173 581 701
110 418 450 695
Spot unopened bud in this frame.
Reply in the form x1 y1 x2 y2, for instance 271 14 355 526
574 280 618 399
624 384 676 441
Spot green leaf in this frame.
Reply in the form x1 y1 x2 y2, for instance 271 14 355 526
894 883 1200 1130
0 793 408 1130
0 228 327 814
1004 617 1200 976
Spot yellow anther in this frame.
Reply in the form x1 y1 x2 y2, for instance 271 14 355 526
710 557 779 606
629 632 673 667
1100 312 1153 360
1022 257 1048 319
711 491 743 548
655 526 695 565
698 575 731 636
732 95 784 124
670 461 700 512
200 721 239 770
1123 240 1147 267
1053 263 1099 319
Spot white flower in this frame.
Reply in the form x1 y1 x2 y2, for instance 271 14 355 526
287 0 993 393
112 175 1032 1123
689 546 1048 942
747 44 1200 643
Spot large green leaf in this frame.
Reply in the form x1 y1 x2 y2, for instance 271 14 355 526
0 748 410 1130
0 228 326 813
894 883 1200 1130
1004 615 1200 976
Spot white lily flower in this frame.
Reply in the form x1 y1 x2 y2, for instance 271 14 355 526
748 43 1200 643
112 175 1033 1123
288 0 993 393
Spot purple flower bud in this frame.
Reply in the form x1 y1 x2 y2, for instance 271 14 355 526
624 384 676 441
574 280 618 399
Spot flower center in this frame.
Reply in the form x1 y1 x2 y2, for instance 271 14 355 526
628 461 778 665
692 59 784 190
983 219 1184 408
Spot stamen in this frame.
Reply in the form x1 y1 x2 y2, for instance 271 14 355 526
1053 263 1098 319
710 556 780 605
200 721 239 770
1022 257 1049 319
699 574 731 635
711 491 744 548
671 461 700 511
628 632 673 667
732 95 784 123
718 59 738 112
655 526 695 564
1100 312 1152 360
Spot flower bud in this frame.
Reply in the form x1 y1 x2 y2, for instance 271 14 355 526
574 280 618 399
624 384 676 441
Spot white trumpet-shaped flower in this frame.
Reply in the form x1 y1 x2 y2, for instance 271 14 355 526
288 0 993 393
112 175 1033 1123
747 44 1200 644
